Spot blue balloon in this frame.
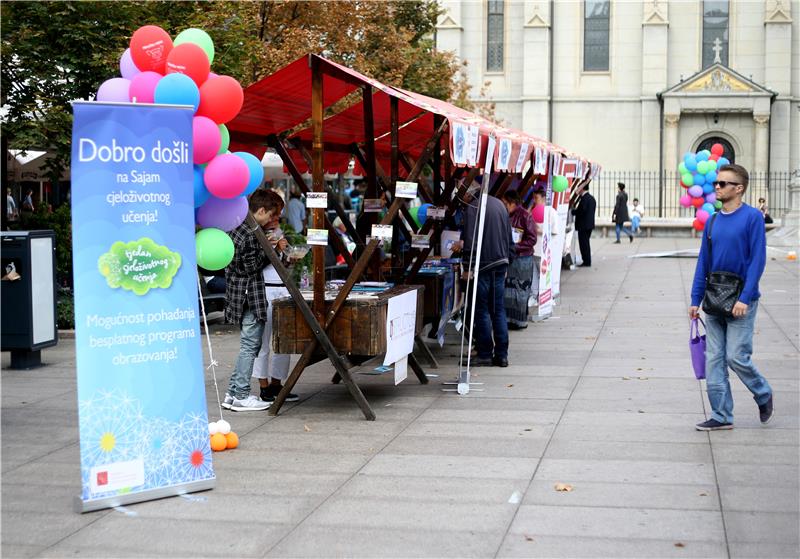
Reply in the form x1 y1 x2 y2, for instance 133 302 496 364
702 203 716 214
154 73 200 111
705 170 717 183
696 151 709 162
233 151 264 196
418 203 432 225
686 158 697 171
702 183 715 194
193 165 210 208
684 153 696 168
694 173 705 186
718 157 730 167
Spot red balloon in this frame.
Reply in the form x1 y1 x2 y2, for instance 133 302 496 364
166 43 210 87
692 218 705 232
691 197 704 208
708 153 720 161
197 76 243 124
711 143 724 156
130 25 173 74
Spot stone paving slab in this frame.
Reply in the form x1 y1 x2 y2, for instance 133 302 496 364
2 237 798 558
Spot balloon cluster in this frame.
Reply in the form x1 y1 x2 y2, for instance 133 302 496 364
209 419 238 451
677 144 729 232
98 25 263 270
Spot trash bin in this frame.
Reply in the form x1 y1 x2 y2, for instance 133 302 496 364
1 230 58 368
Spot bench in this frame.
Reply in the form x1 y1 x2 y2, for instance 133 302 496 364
596 219 778 238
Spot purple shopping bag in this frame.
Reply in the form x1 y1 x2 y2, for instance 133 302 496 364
689 317 706 380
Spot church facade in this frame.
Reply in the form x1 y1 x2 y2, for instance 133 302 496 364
435 0 798 178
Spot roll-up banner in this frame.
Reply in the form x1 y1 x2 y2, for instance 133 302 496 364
71 102 214 512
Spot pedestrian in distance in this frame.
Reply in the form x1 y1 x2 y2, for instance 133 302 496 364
689 163 773 431
612 182 634 243
757 197 773 224
630 197 644 235
285 189 306 234
571 185 596 267
501 190 537 329
223 189 288 412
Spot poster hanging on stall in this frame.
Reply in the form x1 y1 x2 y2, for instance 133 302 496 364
538 164 555 317
71 102 214 512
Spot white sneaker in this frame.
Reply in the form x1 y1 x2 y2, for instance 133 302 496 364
221 393 234 410
230 394 270 412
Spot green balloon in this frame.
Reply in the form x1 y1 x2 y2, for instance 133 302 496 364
408 206 421 227
682 173 694 187
714 200 722 209
707 160 717 172
218 124 230 154
552 175 569 193
696 161 709 175
196 228 233 270
174 28 215 64
678 162 687 174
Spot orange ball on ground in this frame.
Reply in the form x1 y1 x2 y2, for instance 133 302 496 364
225 431 239 449
210 432 227 451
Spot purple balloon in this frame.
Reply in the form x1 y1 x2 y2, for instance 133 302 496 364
705 192 717 204
688 185 703 198
196 196 248 231
119 48 141 80
96 78 131 102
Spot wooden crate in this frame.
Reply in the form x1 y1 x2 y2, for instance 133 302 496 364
272 285 425 355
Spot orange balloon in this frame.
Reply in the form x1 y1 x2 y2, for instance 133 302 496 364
210 432 227 451
224 431 239 449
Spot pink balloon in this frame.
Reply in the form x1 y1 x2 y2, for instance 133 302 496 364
531 204 545 223
679 194 692 208
193 116 221 164
120 48 141 79
696 209 710 224
96 78 131 102
204 153 249 199
129 71 161 103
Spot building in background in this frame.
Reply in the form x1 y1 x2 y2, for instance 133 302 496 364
437 0 798 215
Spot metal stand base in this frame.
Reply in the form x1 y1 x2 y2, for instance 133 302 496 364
9 349 42 369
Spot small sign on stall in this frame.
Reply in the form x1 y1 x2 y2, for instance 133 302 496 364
306 228 328 246
411 234 431 249
305 192 327 208
395 181 418 199
371 224 393 239
427 207 446 220
363 198 383 213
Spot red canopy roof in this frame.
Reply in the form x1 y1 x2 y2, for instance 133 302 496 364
228 54 596 177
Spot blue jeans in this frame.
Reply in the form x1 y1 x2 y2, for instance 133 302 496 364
615 223 633 241
631 215 640 233
705 299 772 424
474 264 509 360
228 309 265 399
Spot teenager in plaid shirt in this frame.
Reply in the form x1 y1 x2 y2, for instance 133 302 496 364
222 190 288 411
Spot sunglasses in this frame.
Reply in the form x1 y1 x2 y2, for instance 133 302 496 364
712 181 742 189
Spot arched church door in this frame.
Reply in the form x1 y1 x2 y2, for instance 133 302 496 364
697 137 735 163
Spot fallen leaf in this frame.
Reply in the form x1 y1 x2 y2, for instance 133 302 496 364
524 535 535 542
636 367 643 371
699 491 709 497
637 410 645 413
507 384 514 388
622 376 631 380
674 543 685 548
554 483 573 492
638 376 649 380
303 424 311 432
524 428 532 432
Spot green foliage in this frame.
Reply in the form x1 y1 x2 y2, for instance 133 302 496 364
57 289 74 330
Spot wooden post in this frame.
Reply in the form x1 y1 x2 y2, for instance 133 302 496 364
311 57 325 320
390 96 401 278
432 115 444 204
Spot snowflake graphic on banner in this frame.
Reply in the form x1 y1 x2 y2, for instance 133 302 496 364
78 390 213 500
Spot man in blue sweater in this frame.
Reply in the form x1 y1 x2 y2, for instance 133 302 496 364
689 163 773 431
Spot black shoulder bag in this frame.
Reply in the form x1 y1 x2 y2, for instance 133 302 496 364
701 212 744 317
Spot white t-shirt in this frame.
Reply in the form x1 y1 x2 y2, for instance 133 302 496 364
630 204 644 219
533 206 560 257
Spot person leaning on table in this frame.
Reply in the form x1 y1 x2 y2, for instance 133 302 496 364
689 163 773 431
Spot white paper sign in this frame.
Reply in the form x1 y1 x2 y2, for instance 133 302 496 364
467 126 480 166
515 143 530 173
90 459 145 495
306 228 328 246
371 224 393 239
395 181 418 199
383 289 417 365
534 146 548 174
497 138 512 171
305 192 327 208
427 206 446 220
364 198 383 213
411 234 431 249
394 355 408 385
451 121 468 165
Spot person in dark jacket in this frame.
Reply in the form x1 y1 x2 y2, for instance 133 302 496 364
223 189 287 412
572 186 596 267
455 190 515 367
612 182 634 243
501 190 537 329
